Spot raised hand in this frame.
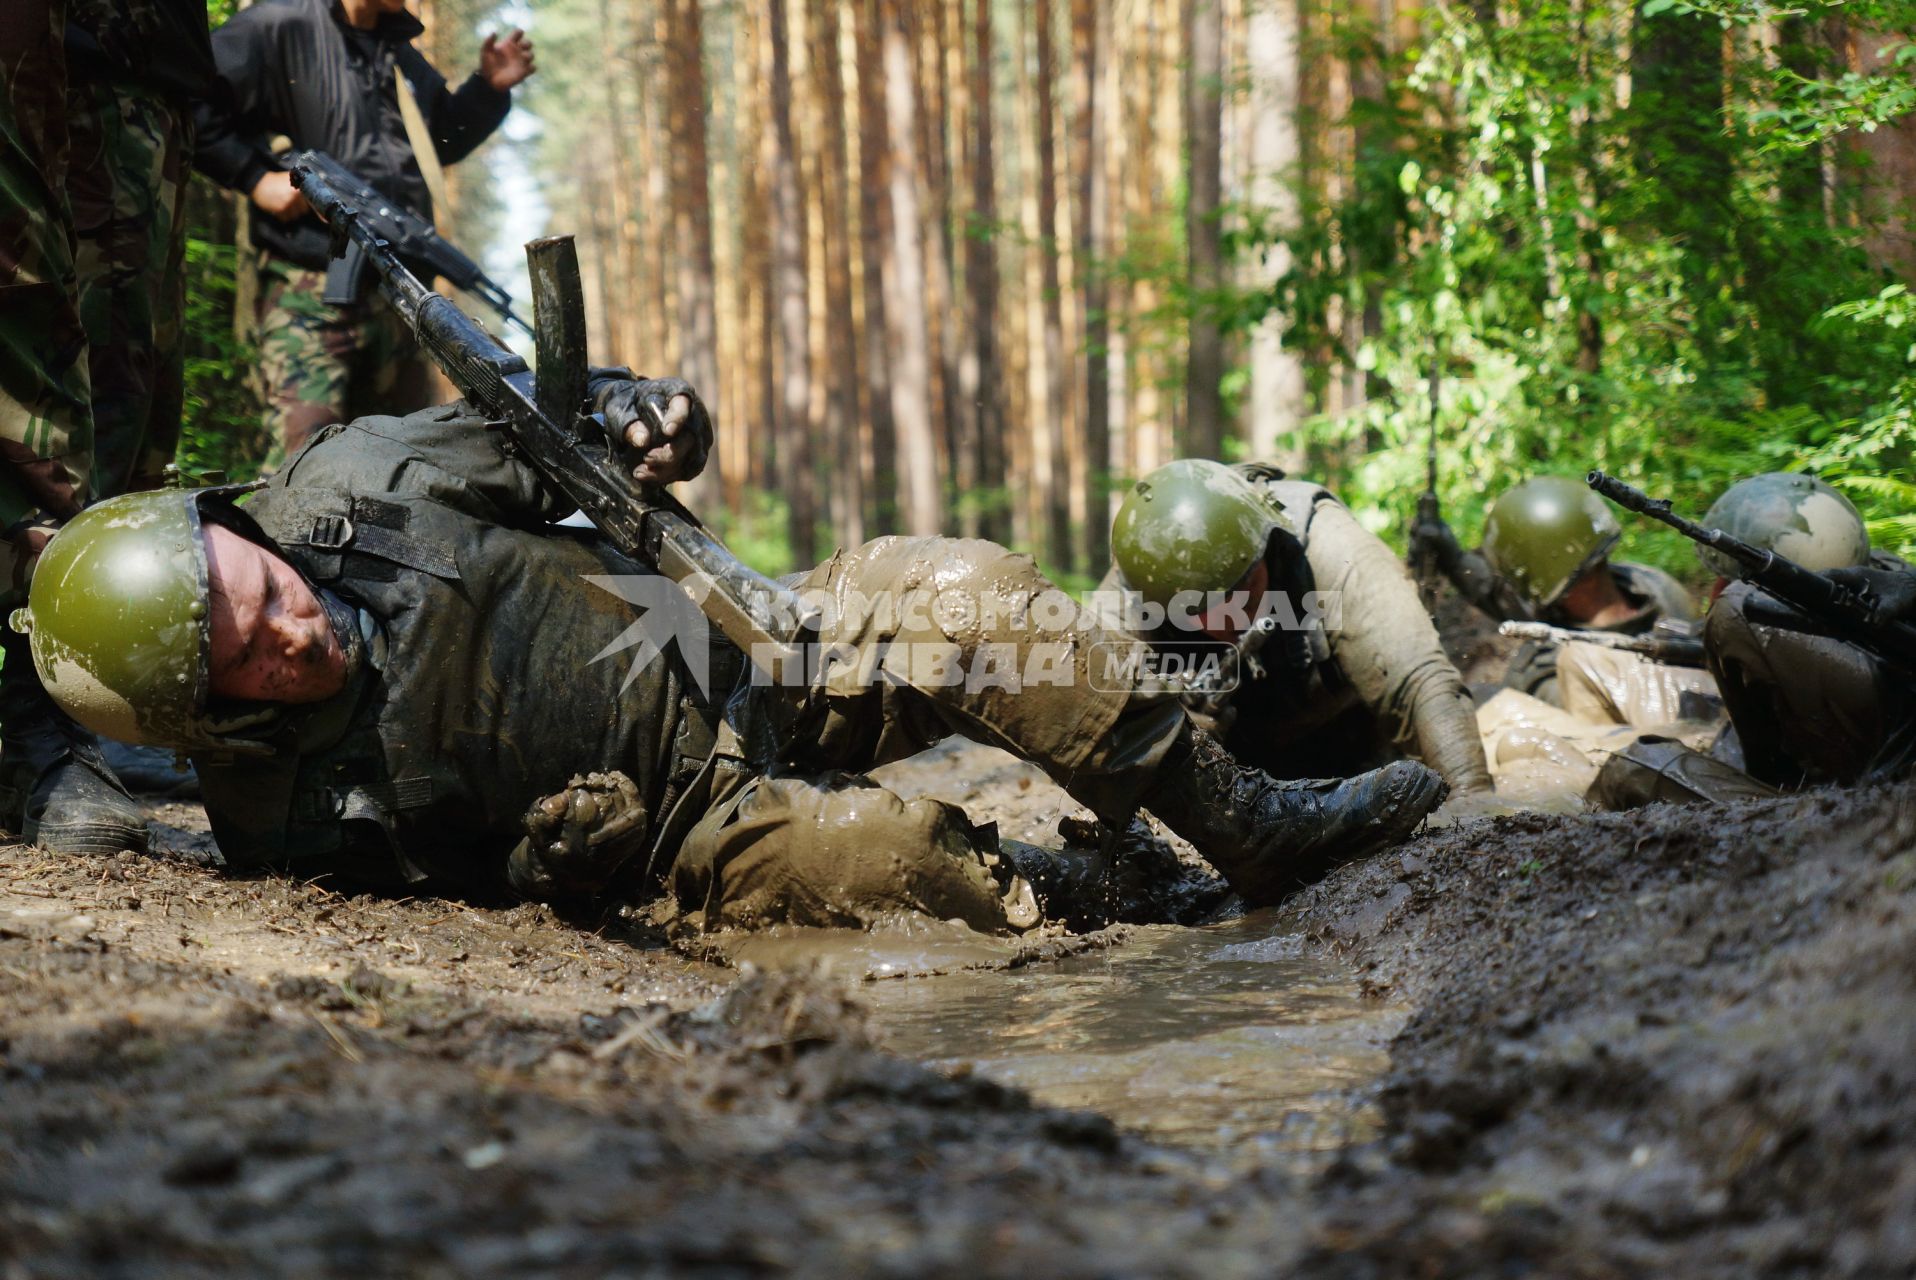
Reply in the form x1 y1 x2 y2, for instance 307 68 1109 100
479 28 536 92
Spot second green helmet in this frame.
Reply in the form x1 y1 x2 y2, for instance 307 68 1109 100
1482 476 1622 610
1111 460 1284 606
1698 472 1869 580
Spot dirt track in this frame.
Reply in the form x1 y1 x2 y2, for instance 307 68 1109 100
3 765 1914 1276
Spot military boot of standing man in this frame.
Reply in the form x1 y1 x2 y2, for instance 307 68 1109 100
0 627 146 854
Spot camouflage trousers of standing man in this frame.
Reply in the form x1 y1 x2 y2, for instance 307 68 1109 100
69 76 192 499
1 2 196 607
251 258 435 473
0 0 89 606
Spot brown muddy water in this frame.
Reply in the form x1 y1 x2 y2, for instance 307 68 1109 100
868 917 1403 1168
709 911 1404 1171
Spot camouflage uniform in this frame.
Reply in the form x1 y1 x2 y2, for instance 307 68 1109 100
1705 570 1916 788
250 261 433 473
0 0 90 604
0 0 212 605
190 403 1175 932
1100 468 1493 795
68 73 194 497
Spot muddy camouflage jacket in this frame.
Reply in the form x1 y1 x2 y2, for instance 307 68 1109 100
192 0 510 271
1104 472 1492 792
191 404 725 894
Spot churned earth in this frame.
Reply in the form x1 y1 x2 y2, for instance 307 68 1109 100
2 750 1914 1276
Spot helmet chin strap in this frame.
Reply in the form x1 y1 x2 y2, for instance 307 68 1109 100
317 589 368 686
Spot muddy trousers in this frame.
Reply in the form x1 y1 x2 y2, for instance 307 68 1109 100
666 535 1187 932
1705 582 1916 787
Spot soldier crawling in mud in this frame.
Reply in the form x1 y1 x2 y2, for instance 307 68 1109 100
1641 472 1916 795
1091 460 1495 806
13 377 1451 934
1477 471 1913 807
1409 476 1698 705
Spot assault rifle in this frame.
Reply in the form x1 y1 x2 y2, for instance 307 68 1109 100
1497 620 1707 667
1586 470 1916 672
288 150 533 340
289 157 816 703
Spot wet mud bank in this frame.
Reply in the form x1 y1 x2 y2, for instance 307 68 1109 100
1 777 1913 1275
1282 780 1916 1276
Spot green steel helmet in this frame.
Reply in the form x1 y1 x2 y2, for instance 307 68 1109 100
1698 472 1870 580
10 485 277 755
1111 460 1286 607
1482 476 1623 610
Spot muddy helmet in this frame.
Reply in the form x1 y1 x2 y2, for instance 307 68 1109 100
1698 472 1870 580
1482 477 1623 610
9 485 277 754
1111 460 1286 606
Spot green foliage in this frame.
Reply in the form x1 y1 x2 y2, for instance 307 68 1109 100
177 232 260 484
704 489 796 579
1228 0 1916 581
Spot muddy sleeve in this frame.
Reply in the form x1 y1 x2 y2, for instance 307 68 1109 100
1307 502 1494 792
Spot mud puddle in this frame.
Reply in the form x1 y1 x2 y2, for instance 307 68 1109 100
855 914 1405 1170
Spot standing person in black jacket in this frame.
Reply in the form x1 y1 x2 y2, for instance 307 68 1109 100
193 0 534 470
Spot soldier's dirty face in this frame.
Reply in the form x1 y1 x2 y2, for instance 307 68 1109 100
204 525 348 705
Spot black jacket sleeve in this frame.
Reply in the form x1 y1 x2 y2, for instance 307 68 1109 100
398 47 511 166
192 6 281 197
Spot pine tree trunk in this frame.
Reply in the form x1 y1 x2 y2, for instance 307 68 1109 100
966 0 1004 541
664 0 722 506
1071 0 1109 567
1033 0 1073 570
855 0 899 533
881 0 943 535
809 0 865 549
767 0 816 563
1244 0 1306 468
1185 0 1225 459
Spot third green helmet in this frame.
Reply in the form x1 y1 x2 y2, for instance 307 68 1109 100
1111 460 1286 606
1698 472 1869 580
10 486 276 754
1482 476 1622 610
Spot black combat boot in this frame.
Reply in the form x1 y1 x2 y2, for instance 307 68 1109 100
1139 727 1446 906
0 630 147 855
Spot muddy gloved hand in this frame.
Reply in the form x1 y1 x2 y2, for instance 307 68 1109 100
507 771 651 902
1825 566 1916 622
587 368 713 485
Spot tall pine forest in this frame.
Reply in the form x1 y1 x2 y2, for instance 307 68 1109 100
183 0 1916 584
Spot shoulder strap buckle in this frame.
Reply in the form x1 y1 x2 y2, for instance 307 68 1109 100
310 513 355 551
